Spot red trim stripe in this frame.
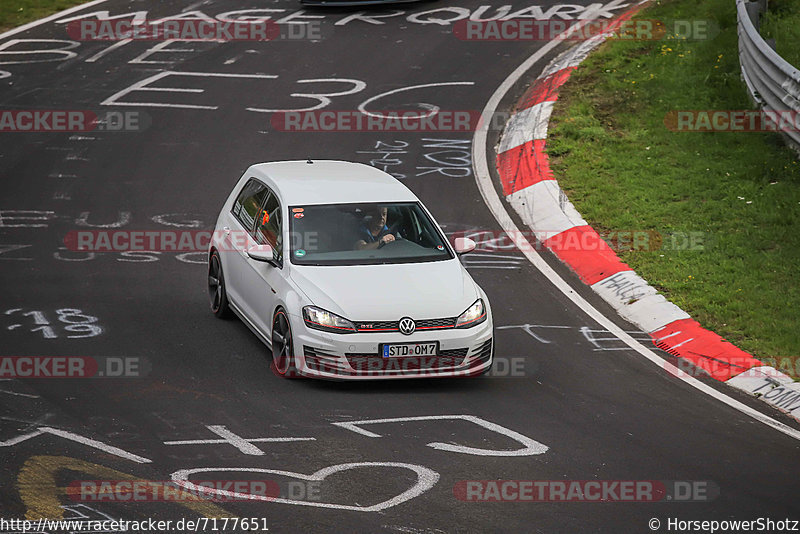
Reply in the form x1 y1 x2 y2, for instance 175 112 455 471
516 67 576 110
496 139 553 196
650 319 763 381
543 226 631 285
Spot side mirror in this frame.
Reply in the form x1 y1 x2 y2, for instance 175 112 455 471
453 237 476 255
247 244 275 263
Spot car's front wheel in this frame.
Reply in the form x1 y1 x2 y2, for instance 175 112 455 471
272 309 298 377
208 251 231 318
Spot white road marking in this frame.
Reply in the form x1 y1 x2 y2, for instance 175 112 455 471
471 0 800 442
247 78 366 113
164 424 315 455
74 211 130 228
150 213 202 228
85 38 132 63
0 245 33 261
171 462 439 512
578 325 652 351
0 389 39 398
498 324 555 344
0 210 54 228
103 71 278 109
0 427 151 462
671 338 695 349
357 82 474 119
129 40 197 65
204 425 264 455
332 415 548 456
0 39 81 65
655 330 682 342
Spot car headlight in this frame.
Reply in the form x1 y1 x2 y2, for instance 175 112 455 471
455 299 487 328
302 306 357 334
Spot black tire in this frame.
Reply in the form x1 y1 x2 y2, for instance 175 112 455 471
208 251 231 318
272 309 299 377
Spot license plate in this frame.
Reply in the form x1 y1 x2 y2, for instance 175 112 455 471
381 342 438 358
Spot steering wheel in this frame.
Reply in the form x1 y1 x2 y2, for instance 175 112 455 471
376 210 407 248
377 234 402 249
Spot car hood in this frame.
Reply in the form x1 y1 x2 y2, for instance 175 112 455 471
290 259 478 321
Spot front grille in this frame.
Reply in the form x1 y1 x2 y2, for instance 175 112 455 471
303 346 347 373
418 318 457 329
345 351 467 372
354 317 456 333
355 321 397 332
439 347 470 358
473 338 493 364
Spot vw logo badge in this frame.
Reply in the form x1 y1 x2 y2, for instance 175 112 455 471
398 317 416 335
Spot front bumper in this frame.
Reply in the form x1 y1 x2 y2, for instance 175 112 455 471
289 313 494 380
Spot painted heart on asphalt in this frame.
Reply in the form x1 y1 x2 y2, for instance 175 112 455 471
171 462 439 512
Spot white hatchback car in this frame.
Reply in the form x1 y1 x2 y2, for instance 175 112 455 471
208 160 493 379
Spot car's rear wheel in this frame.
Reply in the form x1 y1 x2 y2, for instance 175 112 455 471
272 309 298 377
208 251 231 318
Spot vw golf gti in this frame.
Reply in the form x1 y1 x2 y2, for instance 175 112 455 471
208 160 493 379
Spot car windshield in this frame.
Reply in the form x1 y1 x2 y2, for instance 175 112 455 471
288 202 453 266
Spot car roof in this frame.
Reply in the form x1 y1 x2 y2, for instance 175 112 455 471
247 160 418 206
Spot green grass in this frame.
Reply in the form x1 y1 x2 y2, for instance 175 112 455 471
0 0 89 33
760 0 800 69
546 0 800 377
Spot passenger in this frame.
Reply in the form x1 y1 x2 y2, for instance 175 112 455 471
354 206 396 250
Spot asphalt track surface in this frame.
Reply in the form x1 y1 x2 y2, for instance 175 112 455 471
1 1 799 532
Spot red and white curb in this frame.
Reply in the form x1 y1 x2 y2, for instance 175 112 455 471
494 8 800 420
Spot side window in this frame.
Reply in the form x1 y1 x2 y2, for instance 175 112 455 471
255 190 283 264
232 179 268 232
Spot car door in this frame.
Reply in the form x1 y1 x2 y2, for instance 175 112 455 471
243 188 286 337
223 178 269 325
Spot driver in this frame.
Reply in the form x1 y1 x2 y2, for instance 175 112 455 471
354 206 396 250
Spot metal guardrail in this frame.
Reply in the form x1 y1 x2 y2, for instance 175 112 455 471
737 0 800 155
